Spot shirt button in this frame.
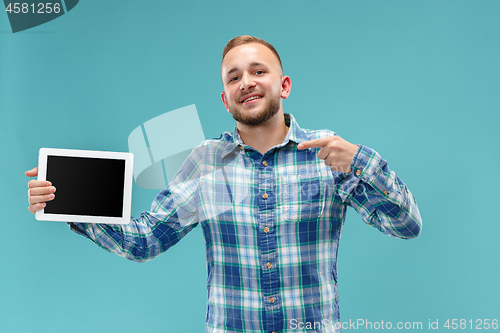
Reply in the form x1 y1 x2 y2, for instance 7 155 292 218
262 160 268 167
263 227 270 233
240 146 245 151
355 169 362 176
266 262 273 269
272 331 277 333
262 193 268 199
383 190 389 196
269 297 275 304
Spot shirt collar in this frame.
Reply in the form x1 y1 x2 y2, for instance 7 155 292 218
221 113 310 157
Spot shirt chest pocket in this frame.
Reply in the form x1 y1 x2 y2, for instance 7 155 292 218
281 170 326 221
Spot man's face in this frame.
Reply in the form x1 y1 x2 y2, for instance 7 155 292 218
221 43 290 126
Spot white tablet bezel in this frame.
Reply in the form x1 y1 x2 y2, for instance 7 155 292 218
35 148 134 224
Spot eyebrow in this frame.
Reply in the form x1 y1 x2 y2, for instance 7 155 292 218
226 62 267 76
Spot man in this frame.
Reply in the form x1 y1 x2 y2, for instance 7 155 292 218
26 36 422 333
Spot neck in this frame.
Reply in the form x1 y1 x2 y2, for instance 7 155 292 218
236 111 289 155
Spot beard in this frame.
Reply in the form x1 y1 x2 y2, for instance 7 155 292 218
229 93 281 127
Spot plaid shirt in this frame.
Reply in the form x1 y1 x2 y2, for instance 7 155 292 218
71 113 421 333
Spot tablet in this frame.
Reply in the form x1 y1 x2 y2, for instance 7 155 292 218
35 148 134 224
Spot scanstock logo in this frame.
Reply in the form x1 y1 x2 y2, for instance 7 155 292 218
3 0 79 33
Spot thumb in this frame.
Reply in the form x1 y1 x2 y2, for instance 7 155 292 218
25 167 38 178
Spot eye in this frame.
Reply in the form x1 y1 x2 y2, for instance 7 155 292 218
255 70 264 75
229 76 239 83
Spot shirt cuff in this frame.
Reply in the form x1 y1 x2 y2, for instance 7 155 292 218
67 222 91 238
349 145 403 204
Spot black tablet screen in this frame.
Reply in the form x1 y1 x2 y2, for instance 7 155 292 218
45 156 125 217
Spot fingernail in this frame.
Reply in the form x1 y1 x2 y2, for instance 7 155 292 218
46 182 52 186
41 203 46 207
48 194 55 199
297 144 304 149
50 187 55 193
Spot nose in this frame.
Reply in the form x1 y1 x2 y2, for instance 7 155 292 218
239 73 256 91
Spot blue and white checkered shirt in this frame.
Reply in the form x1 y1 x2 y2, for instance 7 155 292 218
71 113 422 333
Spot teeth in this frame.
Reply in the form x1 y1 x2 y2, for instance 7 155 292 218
243 96 262 103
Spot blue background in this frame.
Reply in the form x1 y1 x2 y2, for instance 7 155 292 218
1 1 499 332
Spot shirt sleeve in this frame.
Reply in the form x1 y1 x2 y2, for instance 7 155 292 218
338 145 422 239
68 145 204 262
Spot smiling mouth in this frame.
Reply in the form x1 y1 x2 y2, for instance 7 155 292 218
241 96 263 103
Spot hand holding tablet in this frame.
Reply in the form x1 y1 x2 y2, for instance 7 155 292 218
27 148 134 224
26 168 56 213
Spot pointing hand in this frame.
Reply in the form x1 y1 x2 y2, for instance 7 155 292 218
298 136 358 174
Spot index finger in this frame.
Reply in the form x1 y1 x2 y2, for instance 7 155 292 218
297 137 329 150
28 179 52 188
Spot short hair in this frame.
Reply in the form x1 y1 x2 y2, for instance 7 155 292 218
222 35 283 73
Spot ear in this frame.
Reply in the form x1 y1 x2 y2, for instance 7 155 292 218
221 91 230 112
281 76 292 99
